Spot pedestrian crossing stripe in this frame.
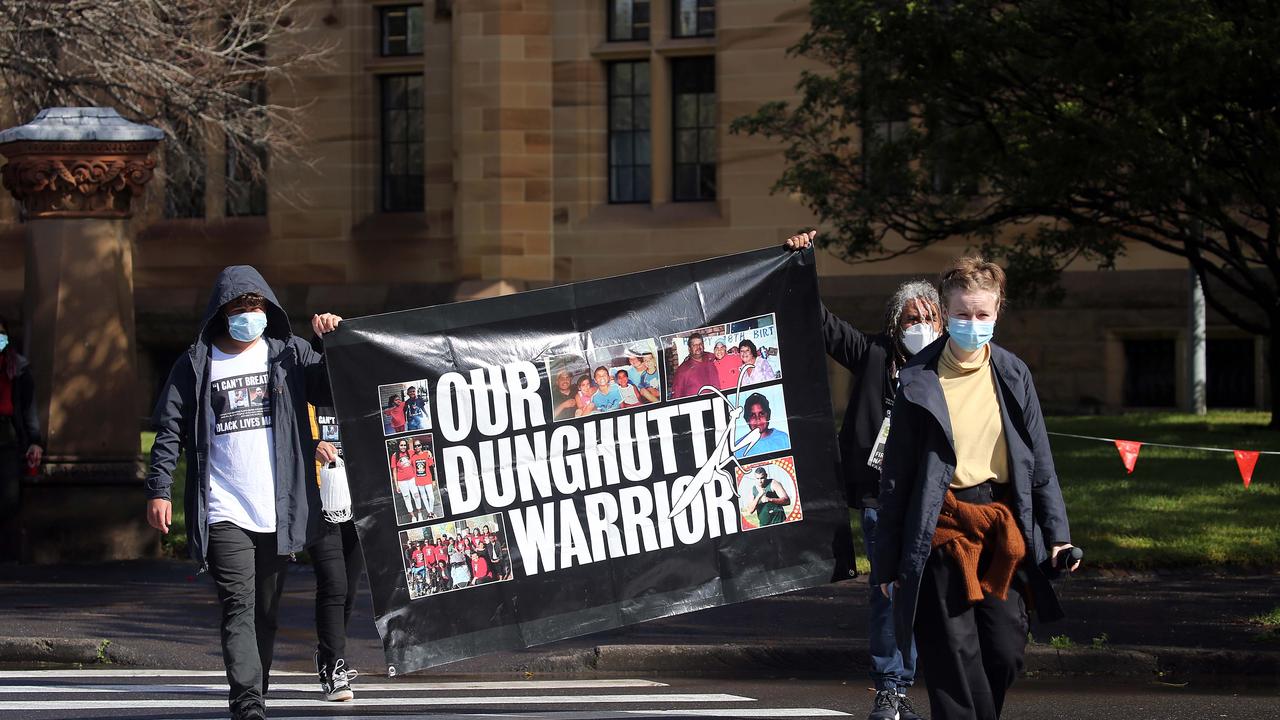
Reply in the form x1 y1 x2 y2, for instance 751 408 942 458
0 679 667 694
0 693 750 710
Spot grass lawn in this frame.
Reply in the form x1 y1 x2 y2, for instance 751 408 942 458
1048 411 1280 568
140 431 187 557
850 410 1280 572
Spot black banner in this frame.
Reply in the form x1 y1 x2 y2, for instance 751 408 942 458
324 247 851 674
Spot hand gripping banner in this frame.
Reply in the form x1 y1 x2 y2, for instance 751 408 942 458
324 247 853 673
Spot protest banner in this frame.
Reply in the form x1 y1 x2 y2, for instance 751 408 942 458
323 246 852 674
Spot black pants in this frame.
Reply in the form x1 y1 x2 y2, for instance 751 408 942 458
0 443 20 562
310 519 364 668
206 522 288 715
915 545 1028 720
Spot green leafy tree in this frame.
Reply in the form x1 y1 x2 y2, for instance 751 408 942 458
733 0 1280 424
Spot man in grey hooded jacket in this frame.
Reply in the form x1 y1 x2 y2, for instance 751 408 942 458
144 265 340 720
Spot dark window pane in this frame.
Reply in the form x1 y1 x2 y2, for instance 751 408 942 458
610 0 650 42
607 60 651 203
699 128 716 163
381 74 425 211
635 131 651 164
613 62 633 95
634 166 651 201
381 5 424 56
611 98 633 130
612 132 634 165
673 0 714 38
675 129 698 163
675 164 697 199
1208 338 1257 407
1123 339 1176 407
671 56 716 200
634 62 650 94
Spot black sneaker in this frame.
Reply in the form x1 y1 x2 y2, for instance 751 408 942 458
868 688 900 720
896 691 924 720
315 653 355 702
231 704 266 720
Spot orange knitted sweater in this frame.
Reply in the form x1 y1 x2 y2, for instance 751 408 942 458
931 490 1026 604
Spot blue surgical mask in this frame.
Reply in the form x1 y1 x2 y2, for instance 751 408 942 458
947 317 995 352
0 333 7 352
227 312 268 342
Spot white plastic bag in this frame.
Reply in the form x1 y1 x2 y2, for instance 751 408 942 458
319 456 353 523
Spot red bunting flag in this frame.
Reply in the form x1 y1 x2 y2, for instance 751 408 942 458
1234 450 1260 488
1114 440 1142 474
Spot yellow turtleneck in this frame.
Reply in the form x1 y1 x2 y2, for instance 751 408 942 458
938 342 1009 489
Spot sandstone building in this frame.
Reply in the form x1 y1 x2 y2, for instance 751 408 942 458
0 0 1263 418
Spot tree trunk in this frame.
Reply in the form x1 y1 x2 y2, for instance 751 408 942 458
1270 320 1280 429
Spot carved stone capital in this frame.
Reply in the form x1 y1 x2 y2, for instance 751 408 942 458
0 140 159 219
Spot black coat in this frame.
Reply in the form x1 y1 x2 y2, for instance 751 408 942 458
144 266 332 563
821 305 898 509
2 351 41 451
872 340 1072 658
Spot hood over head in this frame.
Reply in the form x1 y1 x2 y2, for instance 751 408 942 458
200 265 292 343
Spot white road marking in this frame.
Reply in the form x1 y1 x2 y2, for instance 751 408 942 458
0 679 666 694
0 693 751 711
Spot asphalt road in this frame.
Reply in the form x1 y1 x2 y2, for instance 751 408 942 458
0 671 1274 720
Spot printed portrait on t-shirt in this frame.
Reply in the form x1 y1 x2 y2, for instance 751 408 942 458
212 372 273 435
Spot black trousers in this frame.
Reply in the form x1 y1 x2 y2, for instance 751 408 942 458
310 519 364 668
915 545 1028 720
206 522 288 715
0 443 20 562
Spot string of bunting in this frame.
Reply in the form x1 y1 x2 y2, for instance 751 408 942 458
1046 431 1275 488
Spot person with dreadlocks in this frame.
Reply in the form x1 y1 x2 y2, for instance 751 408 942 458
786 230 939 720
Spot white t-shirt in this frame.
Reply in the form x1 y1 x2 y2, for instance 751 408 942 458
207 341 277 532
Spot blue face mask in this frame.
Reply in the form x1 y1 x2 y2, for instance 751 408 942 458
0 333 7 352
227 312 268 343
947 317 995 352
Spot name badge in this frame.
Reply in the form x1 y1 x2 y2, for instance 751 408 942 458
867 410 892 471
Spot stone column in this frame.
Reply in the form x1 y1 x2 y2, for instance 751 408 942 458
452 0 555 298
0 107 162 563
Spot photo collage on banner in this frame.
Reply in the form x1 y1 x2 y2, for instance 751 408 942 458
398 513 513 600
385 433 444 526
378 379 432 436
661 313 783 401
545 338 663 421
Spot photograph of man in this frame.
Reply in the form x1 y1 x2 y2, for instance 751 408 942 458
229 388 250 410
410 438 440 520
713 339 743 390
143 265 341 720
743 466 791 528
248 386 267 407
668 332 720 399
734 390 792 459
404 385 428 431
551 370 578 421
469 549 491 585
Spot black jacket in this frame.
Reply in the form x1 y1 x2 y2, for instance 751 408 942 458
822 305 898 509
144 266 332 562
2 351 41 450
872 340 1072 658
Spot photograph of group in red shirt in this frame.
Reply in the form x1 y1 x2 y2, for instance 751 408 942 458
397 513 512 600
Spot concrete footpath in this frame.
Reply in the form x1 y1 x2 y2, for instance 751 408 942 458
1 560 1277 684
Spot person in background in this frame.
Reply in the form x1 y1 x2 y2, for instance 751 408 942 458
615 369 644 408
590 366 623 412
574 375 597 417
874 255 1077 720
626 350 662 403
403 385 428 431
787 230 940 720
307 401 362 703
552 370 579 421
0 316 42 562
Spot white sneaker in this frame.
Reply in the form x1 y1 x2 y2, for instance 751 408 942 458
317 655 355 702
